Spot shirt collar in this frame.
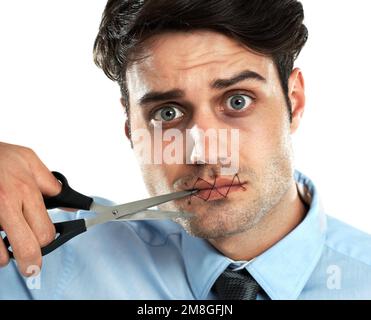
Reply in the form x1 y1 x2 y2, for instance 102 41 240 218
181 170 327 300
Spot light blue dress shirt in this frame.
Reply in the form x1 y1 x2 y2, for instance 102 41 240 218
1 170 371 300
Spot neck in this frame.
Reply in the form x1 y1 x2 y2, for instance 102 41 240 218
208 181 308 261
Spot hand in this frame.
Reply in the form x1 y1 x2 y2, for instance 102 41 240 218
0 142 61 276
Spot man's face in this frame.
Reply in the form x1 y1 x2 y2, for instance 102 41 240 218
126 31 298 239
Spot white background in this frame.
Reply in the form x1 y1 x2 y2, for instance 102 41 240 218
0 1 370 232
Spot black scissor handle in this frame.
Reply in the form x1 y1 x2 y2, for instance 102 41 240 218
44 171 93 210
3 219 87 258
2 171 93 258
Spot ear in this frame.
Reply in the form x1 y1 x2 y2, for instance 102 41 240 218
288 68 306 134
124 120 130 140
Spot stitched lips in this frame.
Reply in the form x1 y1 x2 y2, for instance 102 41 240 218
191 174 247 201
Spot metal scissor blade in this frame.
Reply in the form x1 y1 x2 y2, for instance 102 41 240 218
114 209 194 221
108 190 197 218
85 189 197 228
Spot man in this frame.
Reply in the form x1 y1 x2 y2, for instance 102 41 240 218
1 0 371 300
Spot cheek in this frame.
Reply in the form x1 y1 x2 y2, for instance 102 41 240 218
236 110 290 165
139 164 174 196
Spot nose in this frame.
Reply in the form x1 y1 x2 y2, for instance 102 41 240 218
186 122 229 166
187 125 210 165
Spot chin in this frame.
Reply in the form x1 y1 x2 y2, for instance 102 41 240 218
175 202 256 240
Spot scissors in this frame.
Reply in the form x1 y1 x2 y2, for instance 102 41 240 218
2 171 198 258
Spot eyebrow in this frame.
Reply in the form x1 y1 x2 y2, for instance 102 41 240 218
139 89 185 106
138 69 266 106
211 69 266 89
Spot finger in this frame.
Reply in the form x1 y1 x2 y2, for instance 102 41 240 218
0 207 42 277
0 237 10 267
21 179 56 248
21 148 62 197
60 207 78 212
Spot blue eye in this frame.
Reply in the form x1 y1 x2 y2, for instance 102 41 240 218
226 94 253 111
153 106 184 122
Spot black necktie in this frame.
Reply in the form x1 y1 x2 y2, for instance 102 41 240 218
212 268 261 300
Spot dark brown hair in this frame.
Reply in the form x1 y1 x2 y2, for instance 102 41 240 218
94 0 308 130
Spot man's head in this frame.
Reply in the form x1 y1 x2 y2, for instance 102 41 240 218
93 0 308 239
